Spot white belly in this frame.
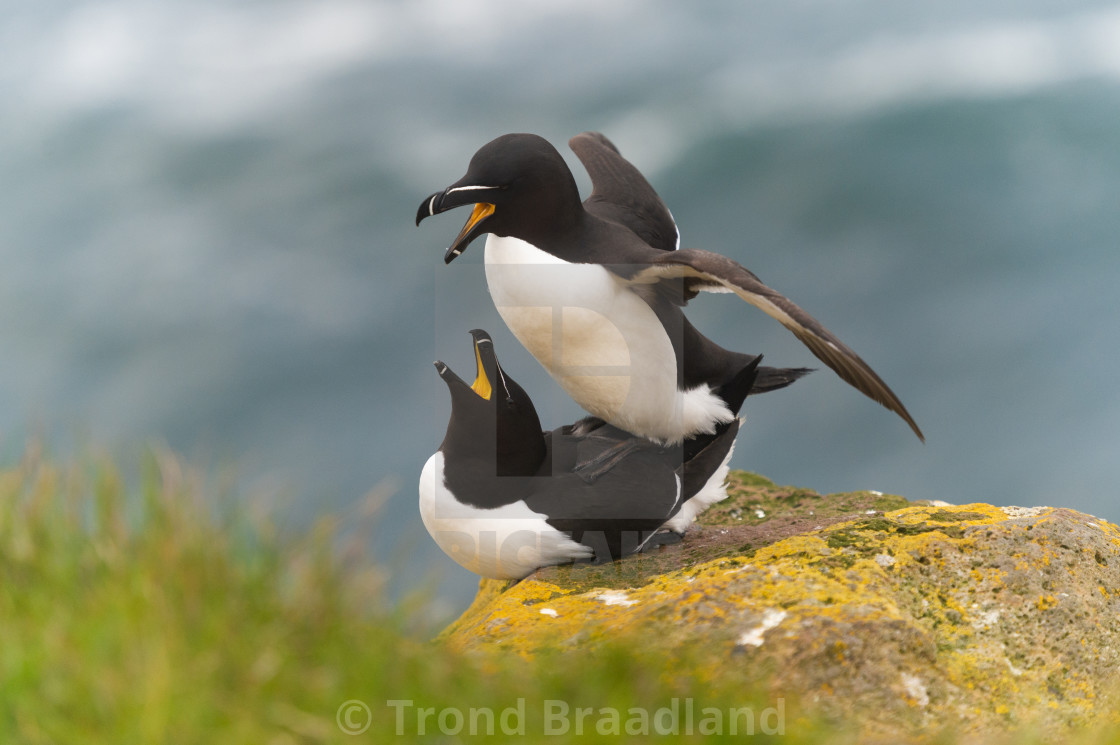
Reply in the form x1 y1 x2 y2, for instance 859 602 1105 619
484 235 731 443
418 453 592 579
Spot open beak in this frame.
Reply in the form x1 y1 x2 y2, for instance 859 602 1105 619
434 360 469 394
467 329 494 400
416 185 503 264
434 329 498 401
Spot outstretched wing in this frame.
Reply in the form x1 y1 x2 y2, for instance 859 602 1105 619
569 131 680 252
627 249 925 441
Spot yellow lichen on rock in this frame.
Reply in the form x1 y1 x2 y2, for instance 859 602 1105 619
439 472 1120 740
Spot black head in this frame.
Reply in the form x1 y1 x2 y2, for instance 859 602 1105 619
434 329 546 476
416 133 583 263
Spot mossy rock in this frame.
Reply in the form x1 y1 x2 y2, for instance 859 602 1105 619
440 471 1120 741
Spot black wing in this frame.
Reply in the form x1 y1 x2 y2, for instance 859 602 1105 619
555 420 675 485
569 131 680 252
627 249 925 442
536 425 681 522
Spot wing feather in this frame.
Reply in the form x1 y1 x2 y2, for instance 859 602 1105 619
569 131 680 252
631 249 925 441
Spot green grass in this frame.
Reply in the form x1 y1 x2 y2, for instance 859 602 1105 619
0 448 834 744
0 446 1116 744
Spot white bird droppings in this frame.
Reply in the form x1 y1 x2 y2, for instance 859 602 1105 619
1002 506 1049 519
736 609 787 647
901 673 929 707
595 590 637 607
972 608 1001 629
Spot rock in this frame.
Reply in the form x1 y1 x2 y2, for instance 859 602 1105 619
439 472 1120 739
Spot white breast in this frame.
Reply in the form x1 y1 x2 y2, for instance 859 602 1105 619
418 452 593 579
484 235 732 443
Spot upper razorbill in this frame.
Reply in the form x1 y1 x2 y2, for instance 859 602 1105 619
416 132 923 444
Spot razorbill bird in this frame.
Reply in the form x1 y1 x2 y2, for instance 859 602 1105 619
417 132 810 444
420 329 747 579
416 132 923 444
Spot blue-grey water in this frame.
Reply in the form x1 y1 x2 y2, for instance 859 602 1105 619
3 1 1119 617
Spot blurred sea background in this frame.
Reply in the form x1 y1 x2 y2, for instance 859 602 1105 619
2 0 1118 617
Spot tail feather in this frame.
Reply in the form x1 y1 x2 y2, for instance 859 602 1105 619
749 366 814 395
713 356 765 416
